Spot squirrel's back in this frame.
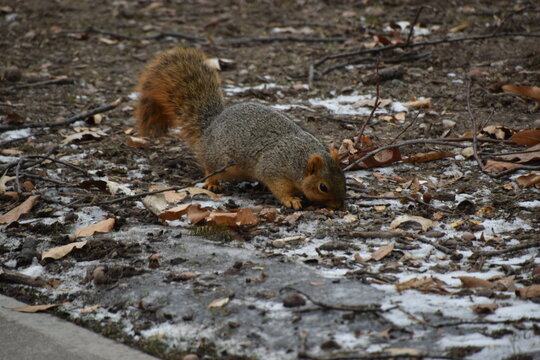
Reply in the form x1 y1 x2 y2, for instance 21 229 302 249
134 48 223 146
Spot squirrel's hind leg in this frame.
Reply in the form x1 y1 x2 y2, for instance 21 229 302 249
202 165 251 192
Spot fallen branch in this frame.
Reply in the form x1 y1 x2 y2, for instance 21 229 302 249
14 77 74 89
471 239 539 258
348 191 452 214
413 235 462 260
0 99 121 132
0 268 47 287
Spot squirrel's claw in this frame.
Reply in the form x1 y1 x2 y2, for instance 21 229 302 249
282 196 303 210
203 182 223 192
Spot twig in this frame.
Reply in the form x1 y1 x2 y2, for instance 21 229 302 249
96 161 236 206
388 112 420 145
413 235 462 260
405 6 430 45
472 239 539 258
281 286 381 313
467 79 487 176
313 32 540 70
14 77 74 89
348 191 452 213
20 173 77 187
0 268 47 287
343 138 469 171
319 52 430 75
0 100 121 132
220 35 348 45
354 60 380 147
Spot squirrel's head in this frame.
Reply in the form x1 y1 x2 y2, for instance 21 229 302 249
301 151 346 209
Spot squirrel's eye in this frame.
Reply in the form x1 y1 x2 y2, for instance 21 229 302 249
319 183 328 193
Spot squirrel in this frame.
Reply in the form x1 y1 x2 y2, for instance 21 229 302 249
134 48 345 210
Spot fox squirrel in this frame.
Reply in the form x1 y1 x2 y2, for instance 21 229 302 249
135 48 345 209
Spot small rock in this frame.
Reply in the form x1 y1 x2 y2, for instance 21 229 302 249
4 66 22 82
282 293 306 307
442 119 456 129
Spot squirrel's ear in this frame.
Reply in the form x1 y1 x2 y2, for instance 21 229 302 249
306 154 324 175
330 148 339 162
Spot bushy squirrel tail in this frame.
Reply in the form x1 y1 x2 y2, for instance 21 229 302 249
134 48 223 146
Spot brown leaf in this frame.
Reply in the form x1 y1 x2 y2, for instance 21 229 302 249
207 211 237 226
459 276 495 288
260 207 277 222
516 173 540 187
501 144 540 163
395 276 448 294
158 204 192 220
510 129 540 146
148 185 188 203
371 243 394 261
515 285 540 299
390 215 433 232
235 208 258 226
403 98 431 108
187 204 211 224
482 125 515 140
72 218 115 238
0 195 40 225
502 85 540 102
126 136 150 148
404 151 454 164
483 160 520 174
471 303 498 314
41 240 87 260
183 187 221 199
11 304 61 313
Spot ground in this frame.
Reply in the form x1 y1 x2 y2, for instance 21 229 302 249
1 1 540 360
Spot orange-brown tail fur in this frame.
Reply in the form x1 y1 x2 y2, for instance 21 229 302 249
134 48 223 147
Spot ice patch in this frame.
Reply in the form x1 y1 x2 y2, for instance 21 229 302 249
0 128 32 142
518 200 540 208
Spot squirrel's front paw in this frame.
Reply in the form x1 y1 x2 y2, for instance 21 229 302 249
282 196 303 210
203 182 223 192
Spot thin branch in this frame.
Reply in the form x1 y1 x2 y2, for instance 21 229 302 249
13 77 74 89
413 235 462 260
466 79 485 172
405 6 430 45
354 60 380 147
472 239 539 258
343 138 469 171
348 192 451 213
388 112 420 145
313 32 540 69
0 99 121 132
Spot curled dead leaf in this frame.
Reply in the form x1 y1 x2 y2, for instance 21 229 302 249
390 215 433 232
483 160 520 174
515 285 540 299
404 151 454 164
502 85 540 102
371 243 394 261
516 174 540 187
459 276 495 288
72 218 115 238
158 204 192 221
126 136 150 148
509 129 540 146
0 195 40 225
403 98 431 109
41 240 87 261
11 304 61 313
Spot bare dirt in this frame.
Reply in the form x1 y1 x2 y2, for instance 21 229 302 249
1 1 540 360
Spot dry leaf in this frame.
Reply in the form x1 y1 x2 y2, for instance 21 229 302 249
482 125 515 140
385 348 423 356
516 174 540 187
158 204 192 221
396 277 448 294
126 136 150 148
142 193 169 216
483 160 520 174
0 172 16 194
404 151 454 164
80 304 101 314
11 304 61 313
501 144 540 163
207 211 237 226
183 187 221 199
61 130 106 145
72 218 115 238
459 276 495 288
371 243 394 261
352 98 392 109
390 215 433 232
510 129 540 146
0 195 40 224
403 98 431 108
0 149 23 156
449 21 470 33
235 208 258 226
148 185 188 203
187 204 211 224
502 85 540 102
515 285 540 299
41 241 87 260
208 297 229 308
